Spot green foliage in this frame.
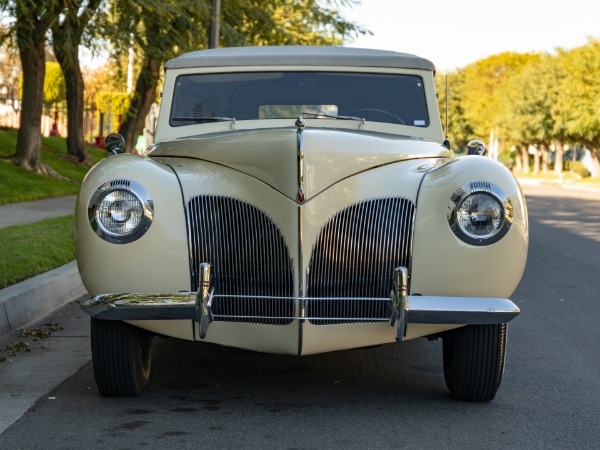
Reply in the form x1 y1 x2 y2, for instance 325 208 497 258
569 160 591 178
17 60 67 103
436 70 474 152
43 61 66 104
440 39 600 177
0 215 75 289
560 40 600 146
461 52 540 142
95 92 131 131
221 0 368 47
497 55 555 147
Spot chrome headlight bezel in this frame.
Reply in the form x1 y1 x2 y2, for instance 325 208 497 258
88 180 154 244
447 182 513 246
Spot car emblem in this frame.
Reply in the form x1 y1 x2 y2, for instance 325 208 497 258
296 116 306 204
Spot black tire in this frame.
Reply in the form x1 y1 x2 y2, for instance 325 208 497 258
90 317 153 397
442 324 507 402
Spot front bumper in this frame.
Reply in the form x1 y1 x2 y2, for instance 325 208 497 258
81 293 520 323
82 291 520 343
81 265 520 345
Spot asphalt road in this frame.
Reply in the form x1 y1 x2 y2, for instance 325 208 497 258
1 184 599 449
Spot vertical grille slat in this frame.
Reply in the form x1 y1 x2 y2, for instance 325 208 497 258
187 195 294 325
307 197 415 325
187 195 415 326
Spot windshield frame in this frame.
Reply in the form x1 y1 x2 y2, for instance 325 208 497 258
168 70 431 129
155 65 444 144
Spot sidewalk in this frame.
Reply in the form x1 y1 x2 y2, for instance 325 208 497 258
0 195 77 229
0 196 87 345
517 175 600 193
0 196 90 434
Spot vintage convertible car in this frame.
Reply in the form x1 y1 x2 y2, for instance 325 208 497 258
76 46 528 401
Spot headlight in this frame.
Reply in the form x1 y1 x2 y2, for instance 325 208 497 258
448 182 512 245
89 180 153 244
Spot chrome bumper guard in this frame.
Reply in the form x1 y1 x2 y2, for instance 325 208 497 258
81 265 520 341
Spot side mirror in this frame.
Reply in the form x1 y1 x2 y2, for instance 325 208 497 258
105 133 126 155
466 139 486 156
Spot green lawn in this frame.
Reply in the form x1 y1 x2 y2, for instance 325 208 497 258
0 129 105 288
0 130 105 205
0 215 75 289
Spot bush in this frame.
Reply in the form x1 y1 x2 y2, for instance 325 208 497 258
569 161 590 178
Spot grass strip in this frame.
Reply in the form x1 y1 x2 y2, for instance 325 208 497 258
0 215 75 289
0 130 106 205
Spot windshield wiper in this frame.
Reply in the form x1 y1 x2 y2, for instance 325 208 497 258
171 116 236 122
301 112 364 122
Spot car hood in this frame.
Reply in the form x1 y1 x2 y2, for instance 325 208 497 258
149 128 453 202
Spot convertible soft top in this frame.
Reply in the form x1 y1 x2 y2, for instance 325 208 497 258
165 46 436 71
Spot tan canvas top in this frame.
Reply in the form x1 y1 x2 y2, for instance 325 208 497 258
165 46 436 71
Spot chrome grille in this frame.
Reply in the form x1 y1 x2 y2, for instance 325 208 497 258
307 197 415 324
187 196 294 325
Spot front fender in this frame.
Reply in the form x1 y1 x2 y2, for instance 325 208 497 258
410 156 528 299
75 154 190 295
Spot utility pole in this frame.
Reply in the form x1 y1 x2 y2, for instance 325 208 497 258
209 0 221 49
127 33 134 94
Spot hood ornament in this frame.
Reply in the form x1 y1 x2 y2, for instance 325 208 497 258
296 116 306 204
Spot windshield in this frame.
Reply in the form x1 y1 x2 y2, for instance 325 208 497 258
169 71 429 128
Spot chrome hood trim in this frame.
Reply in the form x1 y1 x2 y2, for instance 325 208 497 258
149 128 452 202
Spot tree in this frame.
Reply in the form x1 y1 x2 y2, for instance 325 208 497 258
496 55 552 173
100 0 203 150
104 0 367 150
460 52 538 155
435 69 475 153
221 0 366 47
52 0 103 166
559 39 600 176
0 0 65 174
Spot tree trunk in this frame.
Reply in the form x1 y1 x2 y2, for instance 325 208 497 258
540 144 549 174
554 141 564 175
521 145 530 174
513 146 523 174
590 146 600 178
10 1 65 176
51 0 101 167
11 38 46 172
53 38 90 166
119 57 162 152
532 145 540 174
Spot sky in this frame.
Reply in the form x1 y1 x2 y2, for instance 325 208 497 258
340 0 600 72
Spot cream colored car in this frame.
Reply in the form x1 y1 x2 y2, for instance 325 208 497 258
76 46 528 401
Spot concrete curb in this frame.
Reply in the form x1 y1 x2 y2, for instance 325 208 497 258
0 261 87 345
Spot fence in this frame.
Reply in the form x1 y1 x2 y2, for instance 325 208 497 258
0 97 159 147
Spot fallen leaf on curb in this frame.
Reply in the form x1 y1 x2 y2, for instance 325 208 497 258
5 341 30 356
0 323 63 363
16 322 63 341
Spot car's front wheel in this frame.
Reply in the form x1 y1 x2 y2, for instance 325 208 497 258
442 324 507 402
90 318 153 396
